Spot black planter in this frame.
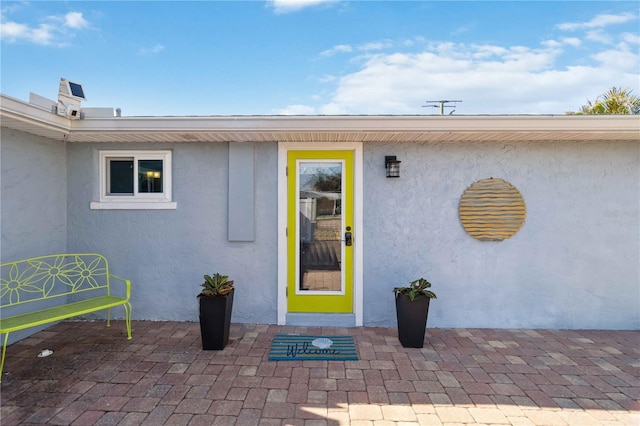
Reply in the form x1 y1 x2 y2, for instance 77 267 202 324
198 289 234 350
395 293 431 348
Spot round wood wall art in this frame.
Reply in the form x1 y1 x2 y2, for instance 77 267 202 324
459 178 526 241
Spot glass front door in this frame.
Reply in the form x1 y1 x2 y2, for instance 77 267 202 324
287 150 354 313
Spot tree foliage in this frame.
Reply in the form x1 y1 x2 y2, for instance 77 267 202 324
313 170 341 192
573 87 640 115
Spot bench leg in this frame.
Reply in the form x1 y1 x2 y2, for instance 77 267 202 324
1 333 9 383
104 305 132 340
107 303 131 339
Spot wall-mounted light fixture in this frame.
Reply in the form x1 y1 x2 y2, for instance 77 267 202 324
385 156 401 178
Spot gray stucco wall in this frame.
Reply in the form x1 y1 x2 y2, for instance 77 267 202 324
1 129 68 343
66 142 278 324
3 127 637 331
1 129 67 261
363 140 640 330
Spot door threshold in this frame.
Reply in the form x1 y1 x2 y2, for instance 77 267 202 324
286 313 356 327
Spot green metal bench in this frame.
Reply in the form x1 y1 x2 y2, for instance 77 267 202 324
0 253 132 381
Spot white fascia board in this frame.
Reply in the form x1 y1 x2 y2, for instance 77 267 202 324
1 93 71 134
70 114 640 134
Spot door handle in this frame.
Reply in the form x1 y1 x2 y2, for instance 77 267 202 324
345 226 352 246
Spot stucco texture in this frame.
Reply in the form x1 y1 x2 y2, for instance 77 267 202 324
1 129 67 261
3 129 638 331
363 140 639 330
66 142 278 324
1 129 68 343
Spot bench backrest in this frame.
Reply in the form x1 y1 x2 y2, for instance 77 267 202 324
1 254 111 308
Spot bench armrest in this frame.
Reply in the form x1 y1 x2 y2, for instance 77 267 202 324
108 274 131 300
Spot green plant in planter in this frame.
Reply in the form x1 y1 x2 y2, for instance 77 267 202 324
200 273 234 297
198 273 235 350
393 278 436 348
393 278 437 301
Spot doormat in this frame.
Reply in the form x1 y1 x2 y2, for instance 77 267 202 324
269 334 359 361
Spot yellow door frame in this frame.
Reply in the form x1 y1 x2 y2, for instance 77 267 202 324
277 142 363 326
287 150 354 313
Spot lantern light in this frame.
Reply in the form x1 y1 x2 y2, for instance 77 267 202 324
385 156 401 178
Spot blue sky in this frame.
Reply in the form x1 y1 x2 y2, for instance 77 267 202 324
1 1 638 116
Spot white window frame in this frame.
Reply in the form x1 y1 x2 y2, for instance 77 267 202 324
90 150 177 210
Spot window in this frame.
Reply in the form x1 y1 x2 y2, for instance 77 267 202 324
90 150 176 210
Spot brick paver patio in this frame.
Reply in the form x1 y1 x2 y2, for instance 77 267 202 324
0 321 638 425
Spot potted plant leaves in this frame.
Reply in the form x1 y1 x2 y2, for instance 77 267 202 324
198 273 234 350
393 278 437 348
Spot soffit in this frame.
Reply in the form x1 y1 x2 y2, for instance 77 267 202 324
2 94 639 143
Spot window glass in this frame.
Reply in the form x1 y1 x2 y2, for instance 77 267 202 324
108 159 134 194
138 160 163 193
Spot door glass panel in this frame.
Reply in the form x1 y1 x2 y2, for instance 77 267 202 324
298 161 342 292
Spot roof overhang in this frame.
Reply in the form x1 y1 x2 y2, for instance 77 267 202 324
2 93 639 143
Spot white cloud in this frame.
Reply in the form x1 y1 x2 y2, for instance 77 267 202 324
268 0 338 14
0 2 25 15
469 44 508 59
0 10 90 46
586 29 613 44
542 39 562 49
591 46 639 70
283 35 638 115
322 39 418 57
318 74 338 83
543 38 581 49
321 44 352 56
275 10 639 115
557 12 636 31
621 32 640 44
139 44 165 55
1 20 56 45
561 37 582 47
63 12 89 29
451 25 472 36
358 40 393 52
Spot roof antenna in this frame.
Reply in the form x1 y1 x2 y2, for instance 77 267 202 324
423 100 462 115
